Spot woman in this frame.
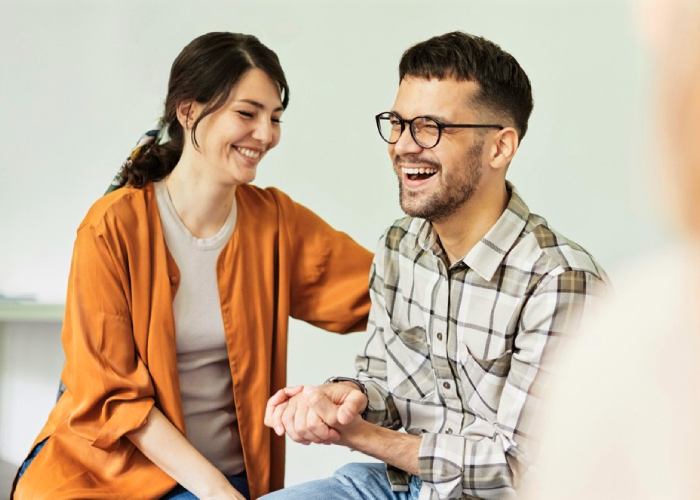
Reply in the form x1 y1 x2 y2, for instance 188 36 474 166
12 32 372 500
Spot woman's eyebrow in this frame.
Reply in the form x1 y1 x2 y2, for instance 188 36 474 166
236 99 284 113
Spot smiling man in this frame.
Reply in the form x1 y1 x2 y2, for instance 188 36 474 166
264 32 608 499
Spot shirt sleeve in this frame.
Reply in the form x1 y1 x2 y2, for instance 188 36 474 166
353 234 402 429
417 269 607 499
63 223 155 450
274 190 373 333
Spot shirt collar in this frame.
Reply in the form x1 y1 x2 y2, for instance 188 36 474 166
416 181 530 282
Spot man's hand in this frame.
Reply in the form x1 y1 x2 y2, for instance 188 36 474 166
264 384 339 445
264 382 367 445
302 384 369 446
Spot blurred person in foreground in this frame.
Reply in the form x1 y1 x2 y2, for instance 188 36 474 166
522 1 700 499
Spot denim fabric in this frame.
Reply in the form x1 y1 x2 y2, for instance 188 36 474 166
162 471 249 500
17 438 48 479
17 438 249 500
261 463 422 500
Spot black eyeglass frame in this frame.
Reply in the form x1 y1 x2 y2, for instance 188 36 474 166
375 111 504 149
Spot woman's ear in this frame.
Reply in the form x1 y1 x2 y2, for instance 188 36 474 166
176 101 196 131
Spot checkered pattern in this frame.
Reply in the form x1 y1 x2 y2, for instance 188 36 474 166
353 183 608 499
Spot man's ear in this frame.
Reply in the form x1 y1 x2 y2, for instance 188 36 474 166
489 127 519 171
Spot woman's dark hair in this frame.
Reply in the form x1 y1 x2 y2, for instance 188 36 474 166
399 31 533 140
120 32 289 188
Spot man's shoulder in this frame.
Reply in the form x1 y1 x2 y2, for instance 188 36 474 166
519 213 606 281
378 216 423 253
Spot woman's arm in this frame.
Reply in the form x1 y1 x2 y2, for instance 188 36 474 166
127 406 245 500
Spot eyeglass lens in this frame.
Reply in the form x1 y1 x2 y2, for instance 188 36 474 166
377 113 441 148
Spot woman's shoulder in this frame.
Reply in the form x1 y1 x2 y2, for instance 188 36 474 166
237 183 293 208
77 184 155 235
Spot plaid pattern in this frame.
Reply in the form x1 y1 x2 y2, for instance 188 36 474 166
353 183 607 499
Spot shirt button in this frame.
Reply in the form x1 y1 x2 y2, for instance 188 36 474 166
443 382 451 390
446 428 453 434
437 332 443 341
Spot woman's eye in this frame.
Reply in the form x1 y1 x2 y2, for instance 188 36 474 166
272 118 283 124
237 111 254 118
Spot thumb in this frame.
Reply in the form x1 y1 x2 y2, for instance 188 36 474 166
303 386 339 426
337 389 367 425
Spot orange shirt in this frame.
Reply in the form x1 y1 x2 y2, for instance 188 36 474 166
13 183 372 499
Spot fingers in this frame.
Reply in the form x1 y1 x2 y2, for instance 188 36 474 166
283 385 304 397
271 402 288 436
336 389 368 425
304 386 341 426
264 386 302 428
295 402 325 444
281 398 311 445
307 410 340 443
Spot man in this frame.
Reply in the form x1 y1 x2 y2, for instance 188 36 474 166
264 31 607 499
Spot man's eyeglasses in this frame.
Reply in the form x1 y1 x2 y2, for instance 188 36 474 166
375 111 503 149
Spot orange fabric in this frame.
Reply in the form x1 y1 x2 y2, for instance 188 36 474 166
13 183 372 499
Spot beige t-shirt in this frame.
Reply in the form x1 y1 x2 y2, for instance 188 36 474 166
154 180 244 475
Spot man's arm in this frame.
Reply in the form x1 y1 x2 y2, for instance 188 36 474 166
303 385 420 475
265 234 401 442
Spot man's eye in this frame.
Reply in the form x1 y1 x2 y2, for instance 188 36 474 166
389 118 401 126
272 118 283 124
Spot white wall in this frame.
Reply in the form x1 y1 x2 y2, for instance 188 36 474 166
0 0 668 487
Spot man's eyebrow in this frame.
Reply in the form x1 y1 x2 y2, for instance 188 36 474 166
236 99 284 113
391 110 453 123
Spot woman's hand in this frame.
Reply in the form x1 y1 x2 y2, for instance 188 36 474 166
264 385 304 435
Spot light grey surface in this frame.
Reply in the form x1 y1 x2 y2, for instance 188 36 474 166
0 459 17 500
0 0 669 487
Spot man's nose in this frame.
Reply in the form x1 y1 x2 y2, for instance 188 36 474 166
392 126 423 156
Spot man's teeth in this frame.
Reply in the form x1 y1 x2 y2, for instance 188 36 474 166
402 167 437 175
235 147 261 159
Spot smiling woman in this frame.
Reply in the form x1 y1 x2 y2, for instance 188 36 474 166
10 32 372 500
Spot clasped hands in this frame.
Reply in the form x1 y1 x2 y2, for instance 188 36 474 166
264 382 368 446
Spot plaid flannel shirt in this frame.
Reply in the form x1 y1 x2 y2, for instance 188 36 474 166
353 183 607 499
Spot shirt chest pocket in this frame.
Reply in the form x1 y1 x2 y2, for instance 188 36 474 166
384 324 436 402
457 341 512 420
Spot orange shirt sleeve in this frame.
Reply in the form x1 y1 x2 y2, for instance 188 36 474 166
62 222 155 450
272 189 373 333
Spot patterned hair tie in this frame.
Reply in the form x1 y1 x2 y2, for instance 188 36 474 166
106 119 165 194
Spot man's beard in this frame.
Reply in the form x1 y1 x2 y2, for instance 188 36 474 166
396 139 483 222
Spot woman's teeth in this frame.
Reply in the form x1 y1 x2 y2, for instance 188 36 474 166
235 146 261 159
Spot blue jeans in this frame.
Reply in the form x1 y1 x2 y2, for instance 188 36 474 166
262 463 422 500
17 438 250 500
162 472 249 499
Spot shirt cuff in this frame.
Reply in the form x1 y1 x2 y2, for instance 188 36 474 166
361 379 392 426
91 397 155 450
418 432 466 499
